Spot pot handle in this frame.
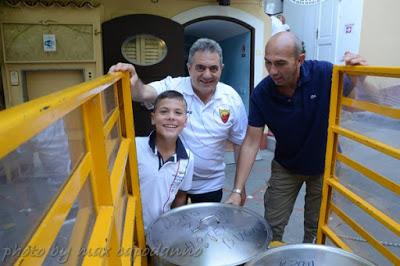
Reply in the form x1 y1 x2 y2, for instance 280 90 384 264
192 215 220 232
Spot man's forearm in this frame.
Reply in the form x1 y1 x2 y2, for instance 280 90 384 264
233 143 241 164
233 140 259 191
171 191 187 208
130 78 157 103
345 75 382 103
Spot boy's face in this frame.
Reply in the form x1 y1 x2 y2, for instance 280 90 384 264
151 98 187 139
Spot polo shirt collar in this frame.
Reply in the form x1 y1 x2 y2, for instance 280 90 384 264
298 62 312 87
148 131 188 162
183 78 195 96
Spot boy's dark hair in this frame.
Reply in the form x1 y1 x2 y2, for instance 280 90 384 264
153 90 187 112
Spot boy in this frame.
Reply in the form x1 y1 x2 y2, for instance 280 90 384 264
135 90 194 231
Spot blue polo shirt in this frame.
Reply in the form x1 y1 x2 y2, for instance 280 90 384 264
249 60 350 175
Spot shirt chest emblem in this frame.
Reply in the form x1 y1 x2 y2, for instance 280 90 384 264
219 108 230 123
310 94 317 100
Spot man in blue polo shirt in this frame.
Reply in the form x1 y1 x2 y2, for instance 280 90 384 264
226 31 367 243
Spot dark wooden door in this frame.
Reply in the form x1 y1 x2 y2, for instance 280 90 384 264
102 14 185 136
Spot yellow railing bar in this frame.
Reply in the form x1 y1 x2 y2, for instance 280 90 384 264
134 252 142 266
341 97 400 119
329 178 400 237
0 74 122 158
118 72 147 263
336 153 400 195
331 204 400 264
104 108 120 138
121 196 136 265
320 225 352 252
82 206 114 266
14 153 91 265
317 68 343 243
333 126 400 160
110 139 130 205
83 94 113 207
105 139 120 165
334 65 400 78
99 90 107 124
128 140 147 261
66 207 93 266
108 226 123 266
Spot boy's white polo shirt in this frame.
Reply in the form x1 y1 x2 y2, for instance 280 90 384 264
136 132 194 231
149 76 247 194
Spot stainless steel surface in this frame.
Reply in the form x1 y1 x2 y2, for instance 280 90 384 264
147 203 272 266
245 244 376 266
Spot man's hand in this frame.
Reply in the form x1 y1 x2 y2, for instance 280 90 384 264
108 62 139 90
225 187 247 206
343 52 369 91
343 51 368 66
108 62 157 102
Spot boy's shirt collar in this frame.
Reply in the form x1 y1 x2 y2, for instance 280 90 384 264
148 131 189 162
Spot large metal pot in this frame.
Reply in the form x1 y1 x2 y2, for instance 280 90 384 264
147 203 273 266
245 244 376 266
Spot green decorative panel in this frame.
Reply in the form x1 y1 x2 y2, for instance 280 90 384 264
2 23 94 62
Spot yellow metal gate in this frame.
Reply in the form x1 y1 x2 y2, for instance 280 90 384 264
0 73 147 265
317 65 400 265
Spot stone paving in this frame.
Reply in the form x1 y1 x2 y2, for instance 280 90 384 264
223 149 307 244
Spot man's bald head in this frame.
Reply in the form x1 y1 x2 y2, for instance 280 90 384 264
266 31 304 59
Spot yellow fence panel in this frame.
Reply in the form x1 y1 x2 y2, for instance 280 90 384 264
317 65 400 266
0 73 147 266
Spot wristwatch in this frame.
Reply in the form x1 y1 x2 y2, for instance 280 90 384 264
232 188 242 195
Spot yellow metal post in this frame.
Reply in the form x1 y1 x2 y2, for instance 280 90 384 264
118 73 147 265
83 94 113 208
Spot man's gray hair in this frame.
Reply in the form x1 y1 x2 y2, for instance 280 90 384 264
187 38 223 66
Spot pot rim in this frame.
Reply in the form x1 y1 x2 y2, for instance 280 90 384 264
246 244 377 266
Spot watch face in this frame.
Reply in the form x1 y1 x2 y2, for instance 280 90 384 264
233 188 242 194
121 34 168 66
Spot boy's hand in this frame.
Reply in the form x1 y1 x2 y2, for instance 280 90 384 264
108 62 139 89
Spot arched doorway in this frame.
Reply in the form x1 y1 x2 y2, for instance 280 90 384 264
172 5 265 89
